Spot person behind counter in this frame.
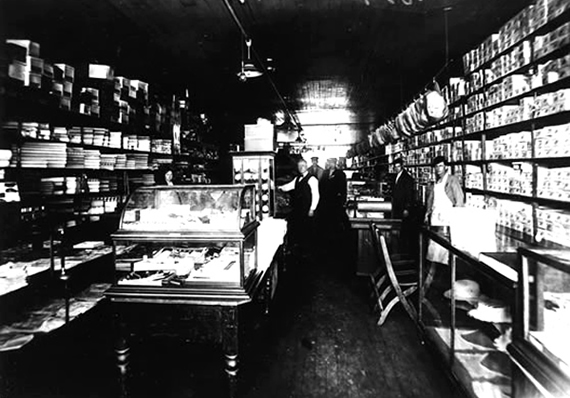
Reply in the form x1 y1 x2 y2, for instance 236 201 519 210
318 157 349 242
278 158 320 258
154 165 176 186
308 156 324 181
424 155 464 264
391 157 415 219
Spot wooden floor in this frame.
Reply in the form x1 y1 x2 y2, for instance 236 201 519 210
1 236 458 398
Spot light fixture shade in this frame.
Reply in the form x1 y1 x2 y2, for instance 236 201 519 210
243 62 263 78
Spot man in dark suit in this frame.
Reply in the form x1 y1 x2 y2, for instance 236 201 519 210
318 158 349 242
391 157 415 219
391 158 416 254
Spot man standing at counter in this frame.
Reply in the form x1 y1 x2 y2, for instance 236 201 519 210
391 157 414 219
318 157 349 242
278 158 320 258
424 155 464 264
308 156 325 181
391 157 416 253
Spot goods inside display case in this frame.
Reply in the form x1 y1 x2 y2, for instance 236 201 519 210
110 185 262 290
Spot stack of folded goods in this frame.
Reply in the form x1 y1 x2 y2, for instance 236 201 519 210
84 149 101 169
92 128 107 147
82 128 94 145
0 182 20 202
115 154 127 169
141 173 155 185
100 154 117 170
87 178 100 193
66 147 85 168
21 142 67 168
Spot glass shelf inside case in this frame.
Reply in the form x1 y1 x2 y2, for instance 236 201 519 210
521 248 570 376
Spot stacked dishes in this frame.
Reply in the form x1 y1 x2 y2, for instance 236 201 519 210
21 142 66 168
84 150 101 169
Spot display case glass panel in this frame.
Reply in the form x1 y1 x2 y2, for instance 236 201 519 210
118 185 256 232
521 249 570 376
112 185 259 288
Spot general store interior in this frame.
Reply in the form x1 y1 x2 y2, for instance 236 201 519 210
2 0 570 397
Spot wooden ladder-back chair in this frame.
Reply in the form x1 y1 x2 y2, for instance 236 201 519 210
369 223 418 326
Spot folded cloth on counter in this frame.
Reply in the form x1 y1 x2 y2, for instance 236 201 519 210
0 328 34 352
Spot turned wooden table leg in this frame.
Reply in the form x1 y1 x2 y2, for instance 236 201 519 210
221 306 239 398
114 310 130 398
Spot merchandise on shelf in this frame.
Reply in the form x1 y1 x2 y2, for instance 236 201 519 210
465 193 487 209
490 198 534 237
465 165 484 189
486 162 533 196
537 166 570 201
487 131 532 159
536 206 570 245
535 122 570 157
464 141 483 161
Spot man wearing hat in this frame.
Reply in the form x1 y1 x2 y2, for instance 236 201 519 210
308 157 324 181
318 158 348 241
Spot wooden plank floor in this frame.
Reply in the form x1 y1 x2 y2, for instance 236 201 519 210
0 237 458 398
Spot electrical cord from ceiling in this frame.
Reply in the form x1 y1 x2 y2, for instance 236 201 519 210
221 0 302 131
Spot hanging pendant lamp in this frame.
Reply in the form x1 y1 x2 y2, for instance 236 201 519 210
242 39 263 78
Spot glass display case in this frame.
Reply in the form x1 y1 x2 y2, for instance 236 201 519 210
509 248 570 398
109 185 260 290
418 227 522 398
231 152 275 219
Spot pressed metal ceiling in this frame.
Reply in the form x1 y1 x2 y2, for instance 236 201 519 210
3 0 529 133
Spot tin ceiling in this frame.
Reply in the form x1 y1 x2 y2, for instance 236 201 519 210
3 0 529 140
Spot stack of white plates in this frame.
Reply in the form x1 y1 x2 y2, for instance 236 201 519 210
0 149 12 168
65 177 79 194
87 178 100 193
115 154 127 169
84 150 101 169
100 154 116 170
53 127 69 142
69 127 82 144
21 142 66 168
109 131 122 148
67 147 85 168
